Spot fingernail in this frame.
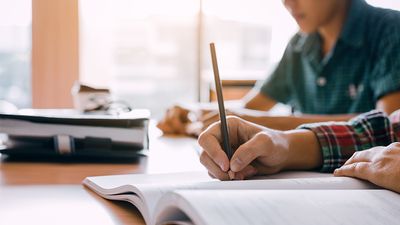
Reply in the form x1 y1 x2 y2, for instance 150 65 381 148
334 169 340 175
231 158 243 171
219 161 227 171
228 171 235 180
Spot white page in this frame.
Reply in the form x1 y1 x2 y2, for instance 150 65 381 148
84 171 377 225
135 171 375 214
156 189 400 225
84 172 212 194
83 171 213 224
84 171 371 193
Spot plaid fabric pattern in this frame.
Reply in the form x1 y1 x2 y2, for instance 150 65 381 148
258 0 400 114
299 110 399 172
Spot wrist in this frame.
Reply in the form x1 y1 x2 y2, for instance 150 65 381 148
282 129 322 170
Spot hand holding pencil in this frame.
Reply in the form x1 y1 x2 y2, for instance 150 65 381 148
199 43 288 180
198 116 293 180
198 43 321 180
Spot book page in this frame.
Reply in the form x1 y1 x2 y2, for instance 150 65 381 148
191 174 377 190
156 189 400 225
84 171 377 225
84 171 373 195
84 172 212 195
83 172 213 224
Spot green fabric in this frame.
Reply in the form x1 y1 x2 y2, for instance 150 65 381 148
259 0 400 114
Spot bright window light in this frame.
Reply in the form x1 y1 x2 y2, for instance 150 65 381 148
0 0 31 108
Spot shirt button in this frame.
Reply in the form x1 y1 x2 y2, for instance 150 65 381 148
317 77 327 87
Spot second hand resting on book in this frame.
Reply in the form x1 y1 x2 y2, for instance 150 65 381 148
197 115 400 193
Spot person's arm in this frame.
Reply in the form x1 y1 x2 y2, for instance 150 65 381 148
197 110 397 180
376 91 400 115
237 90 400 131
241 114 355 131
241 90 277 111
198 116 322 180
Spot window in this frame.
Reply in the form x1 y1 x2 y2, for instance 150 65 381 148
0 0 31 108
367 0 400 10
79 0 400 118
80 0 296 117
80 0 199 118
200 0 296 100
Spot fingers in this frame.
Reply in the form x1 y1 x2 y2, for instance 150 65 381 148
156 120 175 134
337 149 376 181
198 130 230 171
199 150 230 180
230 133 272 172
230 165 258 180
343 149 375 166
166 107 188 134
157 106 190 134
198 116 267 178
334 162 372 181
343 146 387 166
208 172 216 179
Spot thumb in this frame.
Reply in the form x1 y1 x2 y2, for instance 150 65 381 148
230 133 272 172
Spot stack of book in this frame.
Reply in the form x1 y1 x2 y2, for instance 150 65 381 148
0 109 150 159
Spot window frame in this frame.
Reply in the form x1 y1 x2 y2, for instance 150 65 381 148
31 0 79 108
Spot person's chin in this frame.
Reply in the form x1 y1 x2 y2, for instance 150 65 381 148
298 25 317 34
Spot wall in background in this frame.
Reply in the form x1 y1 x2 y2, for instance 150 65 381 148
32 0 79 108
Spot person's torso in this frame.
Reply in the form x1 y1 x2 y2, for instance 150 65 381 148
286 1 400 114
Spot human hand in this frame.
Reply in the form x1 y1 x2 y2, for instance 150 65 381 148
189 109 237 136
198 116 292 180
334 143 400 193
157 105 191 135
157 105 233 136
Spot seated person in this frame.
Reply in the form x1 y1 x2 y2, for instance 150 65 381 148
158 0 400 135
198 109 400 193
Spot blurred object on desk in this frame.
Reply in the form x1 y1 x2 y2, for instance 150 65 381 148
0 108 150 159
0 100 18 114
71 82 132 115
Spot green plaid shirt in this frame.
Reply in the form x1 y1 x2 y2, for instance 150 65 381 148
259 0 400 114
300 110 400 172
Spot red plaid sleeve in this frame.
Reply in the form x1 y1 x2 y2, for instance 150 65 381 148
298 110 396 172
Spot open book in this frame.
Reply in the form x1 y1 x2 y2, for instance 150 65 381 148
83 171 400 225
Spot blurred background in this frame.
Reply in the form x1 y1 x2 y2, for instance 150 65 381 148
0 0 399 118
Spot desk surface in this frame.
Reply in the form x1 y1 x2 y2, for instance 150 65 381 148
0 125 205 225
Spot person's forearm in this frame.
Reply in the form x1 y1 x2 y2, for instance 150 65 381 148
242 91 277 111
242 114 357 130
281 130 322 170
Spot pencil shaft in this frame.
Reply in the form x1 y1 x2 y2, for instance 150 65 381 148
210 43 233 159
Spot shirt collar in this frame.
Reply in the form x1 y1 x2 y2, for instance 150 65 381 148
300 33 322 69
